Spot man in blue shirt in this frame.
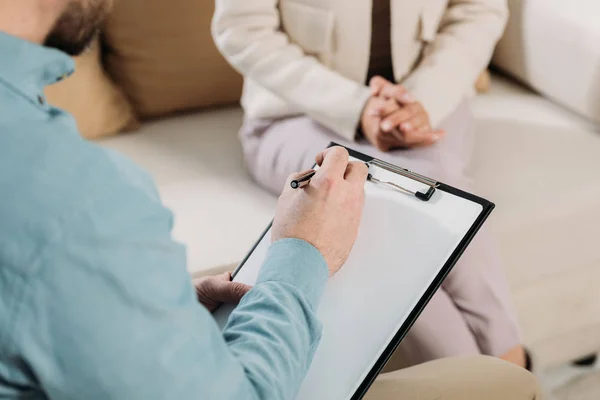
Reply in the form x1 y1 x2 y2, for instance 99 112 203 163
0 1 542 399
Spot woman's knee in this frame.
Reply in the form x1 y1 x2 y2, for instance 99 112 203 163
239 117 331 195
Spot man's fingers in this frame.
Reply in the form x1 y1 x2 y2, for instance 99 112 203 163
369 76 390 96
288 169 315 181
387 128 407 148
315 150 325 167
215 280 253 304
282 169 316 193
379 83 415 105
315 146 350 181
344 161 369 185
316 146 347 168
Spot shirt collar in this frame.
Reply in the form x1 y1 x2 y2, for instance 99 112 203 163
0 31 75 106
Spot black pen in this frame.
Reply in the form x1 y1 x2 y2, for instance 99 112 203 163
291 170 316 189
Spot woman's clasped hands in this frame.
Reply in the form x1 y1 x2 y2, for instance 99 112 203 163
360 76 445 151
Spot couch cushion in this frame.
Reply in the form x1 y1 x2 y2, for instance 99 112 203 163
102 0 243 119
492 0 600 125
472 76 600 367
45 40 138 139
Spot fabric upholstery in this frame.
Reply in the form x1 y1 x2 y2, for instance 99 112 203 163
472 76 600 367
492 0 600 124
102 0 243 119
45 40 138 139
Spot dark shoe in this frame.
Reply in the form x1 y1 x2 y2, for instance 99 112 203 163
573 354 597 367
525 349 533 371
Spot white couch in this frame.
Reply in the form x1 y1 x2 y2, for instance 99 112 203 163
493 0 600 125
100 74 600 370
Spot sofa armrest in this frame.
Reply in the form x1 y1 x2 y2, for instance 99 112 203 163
492 0 600 125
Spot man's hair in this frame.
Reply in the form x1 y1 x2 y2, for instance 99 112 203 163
45 0 112 56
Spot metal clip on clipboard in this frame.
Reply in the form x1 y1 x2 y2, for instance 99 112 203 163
366 159 438 202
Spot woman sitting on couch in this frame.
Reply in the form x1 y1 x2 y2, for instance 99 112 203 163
212 0 528 369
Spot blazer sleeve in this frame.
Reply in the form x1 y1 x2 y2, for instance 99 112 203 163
402 0 509 128
212 0 371 141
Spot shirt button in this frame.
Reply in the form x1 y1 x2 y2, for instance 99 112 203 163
56 73 69 83
37 95 45 105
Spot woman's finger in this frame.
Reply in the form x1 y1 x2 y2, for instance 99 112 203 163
399 113 428 139
379 83 415 105
367 97 398 118
369 76 391 96
380 106 416 133
385 129 405 148
410 129 446 147
372 130 398 152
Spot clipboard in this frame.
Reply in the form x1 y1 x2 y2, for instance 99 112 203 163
214 144 495 400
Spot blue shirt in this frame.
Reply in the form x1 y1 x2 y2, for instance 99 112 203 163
0 32 328 399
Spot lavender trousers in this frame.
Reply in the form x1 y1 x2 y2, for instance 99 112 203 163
239 100 522 366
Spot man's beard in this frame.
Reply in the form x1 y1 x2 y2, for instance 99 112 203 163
44 0 112 56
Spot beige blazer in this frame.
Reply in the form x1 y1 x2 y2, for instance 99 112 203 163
212 0 508 141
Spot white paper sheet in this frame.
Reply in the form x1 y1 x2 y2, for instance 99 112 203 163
214 159 484 399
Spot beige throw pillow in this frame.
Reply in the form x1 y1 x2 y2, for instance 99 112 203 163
45 40 138 140
102 0 243 119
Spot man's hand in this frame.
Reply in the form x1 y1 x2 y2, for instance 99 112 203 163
194 272 252 312
272 146 368 276
364 76 445 150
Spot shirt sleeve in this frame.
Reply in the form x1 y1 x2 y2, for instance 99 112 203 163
16 179 328 400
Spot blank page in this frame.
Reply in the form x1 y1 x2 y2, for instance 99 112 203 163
214 159 483 399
